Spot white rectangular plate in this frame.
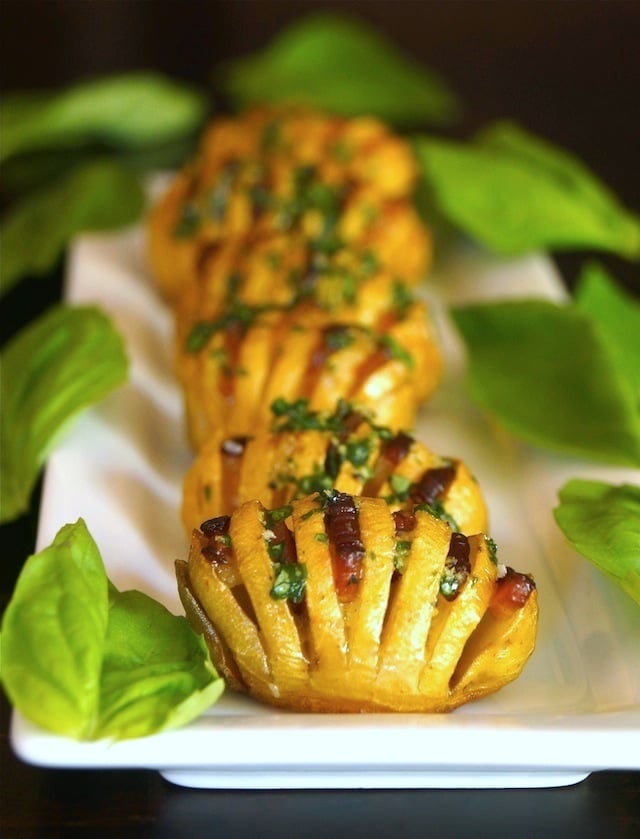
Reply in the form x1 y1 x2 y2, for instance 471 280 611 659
11 225 640 789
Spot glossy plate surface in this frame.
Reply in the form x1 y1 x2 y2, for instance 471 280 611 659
11 224 640 789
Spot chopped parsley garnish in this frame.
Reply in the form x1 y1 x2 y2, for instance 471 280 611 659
265 505 293 527
484 535 499 564
379 334 415 369
185 302 280 353
173 202 201 238
324 326 355 353
270 397 363 433
391 281 414 317
414 500 459 531
270 563 307 604
388 473 412 502
393 539 412 573
296 465 335 495
267 540 285 562
345 438 372 467
360 249 379 277
440 563 467 600
208 161 239 221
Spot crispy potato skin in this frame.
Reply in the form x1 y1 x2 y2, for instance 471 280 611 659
178 497 537 713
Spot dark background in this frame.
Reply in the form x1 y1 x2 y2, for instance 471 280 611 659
1 1 639 835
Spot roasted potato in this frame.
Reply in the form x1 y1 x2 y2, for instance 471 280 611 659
177 299 442 450
182 399 487 538
176 492 537 712
147 107 430 305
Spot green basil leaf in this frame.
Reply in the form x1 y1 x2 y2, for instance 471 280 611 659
414 123 640 259
0 520 224 740
554 479 640 605
0 519 109 738
574 262 640 399
220 13 460 126
0 159 145 296
451 299 640 466
97 586 224 740
0 72 208 163
0 305 128 523
1 135 198 201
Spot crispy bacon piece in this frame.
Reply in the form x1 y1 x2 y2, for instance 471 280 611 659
410 464 456 506
324 491 365 601
490 568 537 617
200 515 233 565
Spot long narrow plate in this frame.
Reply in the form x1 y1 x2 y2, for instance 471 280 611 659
11 225 640 789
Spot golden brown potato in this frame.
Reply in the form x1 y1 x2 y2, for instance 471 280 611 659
181 399 488 538
176 492 537 712
146 107 431 305
176 299 442 450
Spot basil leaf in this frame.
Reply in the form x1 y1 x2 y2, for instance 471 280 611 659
1 72 207 162
1 134 198 200
0 519 109 738
574 262 640 399
0 305 128 523
414 123 640 259
554 480 640 606
97 586 224 740
0 520 224 740
0 159 145 296
220 13 460 126
451 299 640 466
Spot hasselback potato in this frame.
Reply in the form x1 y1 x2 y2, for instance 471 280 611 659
182 398 487 538
147 107 430 305
176 492 537 712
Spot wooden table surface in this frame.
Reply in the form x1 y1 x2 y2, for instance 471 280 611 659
1 2 639 835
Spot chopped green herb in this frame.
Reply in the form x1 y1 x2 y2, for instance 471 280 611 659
391 281 414 317
270 562 307 604
324 442 342 481
345 438 372 467
360 249 379 276
389 473 412 502
440 563 467 600
186 302 279 354
265 504 293 526
208 161 239 221
267 540 285 562
379 334 415 368
325 327 355 353
414 500 458 531
296 465 335 495
172 201 201 238
484 535 499 564
315 532 329 544
393 539 412 573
